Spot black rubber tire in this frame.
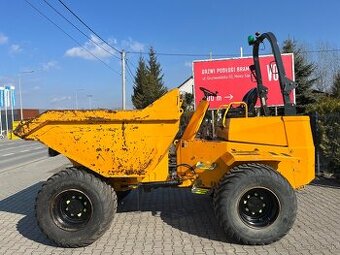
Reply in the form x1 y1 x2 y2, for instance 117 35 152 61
35 167 117 247
213 163 297 245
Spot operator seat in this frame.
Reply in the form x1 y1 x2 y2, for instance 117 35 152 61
242 87 258 116
217 87 258 140
225 87 258 118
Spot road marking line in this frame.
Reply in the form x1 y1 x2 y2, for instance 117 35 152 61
0 143 45 152
1 153 15 157
0 150 48 165
20 149 30 153
32 147 44 150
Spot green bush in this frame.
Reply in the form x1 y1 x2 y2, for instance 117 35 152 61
309 97 340 174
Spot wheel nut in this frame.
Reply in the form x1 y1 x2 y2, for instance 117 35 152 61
77 213 82 217
251 212 255 215
254 193 258 196
84 202 87 206
83 209 87 212
260 196 264 200
262 203 266 207
259 209 262 213
66 200 70 204
245 208 249 212
78 196 82 200
72 196 75 199
243 200 247 204
65 207 69 211
70 213 74 217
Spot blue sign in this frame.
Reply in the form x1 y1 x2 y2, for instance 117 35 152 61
0 87 4 108
10 86 15 107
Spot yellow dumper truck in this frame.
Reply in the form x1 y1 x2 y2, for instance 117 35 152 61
14 32 314 247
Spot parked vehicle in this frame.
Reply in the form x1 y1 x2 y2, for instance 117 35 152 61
14 32 315 247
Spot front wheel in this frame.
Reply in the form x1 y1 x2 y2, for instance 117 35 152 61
36 167 117 247
213 163 297 245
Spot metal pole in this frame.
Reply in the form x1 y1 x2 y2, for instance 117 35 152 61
211 110 215 138
10 96 14 132
18 74 23 120
4 102 8 137
75 89 85 110
240 47 243 57
0 107 2 135
121 50 126 110
11 103 14 123
0 87 3 135
75 90 79 110
18 70 34 120
87 95 93 109
10 85 15 128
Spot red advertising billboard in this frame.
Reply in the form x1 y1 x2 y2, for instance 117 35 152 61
193 54 294 109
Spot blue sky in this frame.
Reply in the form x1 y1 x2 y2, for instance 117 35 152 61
0 0 339 109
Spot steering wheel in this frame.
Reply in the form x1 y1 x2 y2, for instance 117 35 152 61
199 87 218 99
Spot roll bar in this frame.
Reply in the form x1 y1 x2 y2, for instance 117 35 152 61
249 32 297 116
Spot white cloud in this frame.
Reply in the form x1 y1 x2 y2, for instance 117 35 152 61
42 61 59 71
51 96 72 103
0 33 8 44
122 38 145 52
65 35 146 60
65 35 117 60
9 44 22 54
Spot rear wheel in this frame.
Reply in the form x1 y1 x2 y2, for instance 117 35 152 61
36 167 117 247
213 163 297 244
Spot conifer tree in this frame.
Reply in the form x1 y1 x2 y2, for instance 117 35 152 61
282 39 317 113
131 57 150 108
131 48 167 109
147 47 167 100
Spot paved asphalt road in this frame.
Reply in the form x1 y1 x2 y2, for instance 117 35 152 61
0 140 339 255
0 139 48 173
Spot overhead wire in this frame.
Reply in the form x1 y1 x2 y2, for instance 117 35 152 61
126 50 241 58
125 59 136 83
25 0 120 75
57 0 121 54
26 0 340 81
47 2 340 59
125 55 138 70
42 0 120 60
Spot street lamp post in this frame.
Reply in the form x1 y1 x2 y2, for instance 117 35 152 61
18 70 34 120
87 95 93 109
75 89 85 110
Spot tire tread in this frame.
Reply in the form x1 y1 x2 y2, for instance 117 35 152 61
35 167 117 248
213 163 297 245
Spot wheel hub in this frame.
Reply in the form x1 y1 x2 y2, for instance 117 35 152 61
238 187 280 228
52 189 92 231
247 196 263 213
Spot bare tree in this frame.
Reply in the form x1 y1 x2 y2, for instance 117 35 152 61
314 42 340 92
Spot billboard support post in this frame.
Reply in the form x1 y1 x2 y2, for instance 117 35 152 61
211 110 215 138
